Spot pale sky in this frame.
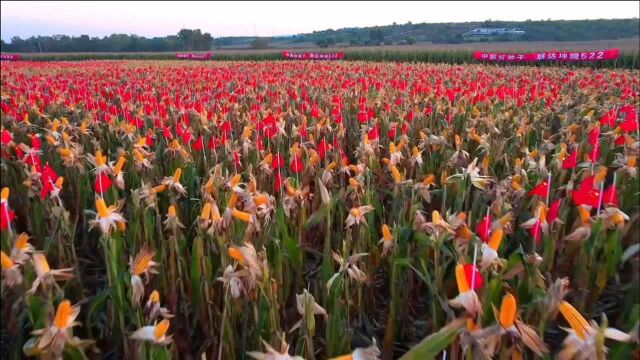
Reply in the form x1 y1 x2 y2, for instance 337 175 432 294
1 1 638 41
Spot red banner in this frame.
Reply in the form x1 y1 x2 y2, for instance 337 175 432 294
176 52 212 60
474 49 620 62
282 51 344 60
0 53 21 61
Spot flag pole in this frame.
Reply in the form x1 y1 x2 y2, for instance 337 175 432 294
597 179 605 217
471 207 489 291
545 172 552 206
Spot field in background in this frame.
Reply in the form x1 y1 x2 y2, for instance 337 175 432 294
219 37 640 52
10 37 640 56
9 43 639 68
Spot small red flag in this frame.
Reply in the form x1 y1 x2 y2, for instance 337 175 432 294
548 199 562 223
602 184 619 207
475 214 492 243
95 173 113 194
463 264 484 290
562 151 578 170
528 181 550 198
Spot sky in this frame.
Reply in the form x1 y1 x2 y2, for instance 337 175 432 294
1 1 638 41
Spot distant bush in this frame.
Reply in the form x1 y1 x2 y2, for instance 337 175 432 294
405 36 417 45
251 37 270 50
316 38 336 48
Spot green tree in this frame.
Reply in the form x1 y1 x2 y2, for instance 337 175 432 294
369 27 385 43
251 37 270 49
177 28 194 50
316 38 335 48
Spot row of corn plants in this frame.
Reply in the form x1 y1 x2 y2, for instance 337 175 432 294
5 49 639 68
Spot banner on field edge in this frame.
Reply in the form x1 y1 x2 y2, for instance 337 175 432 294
176 52 212 60
474 49 620 62
282 51 344 60
1 53 21 61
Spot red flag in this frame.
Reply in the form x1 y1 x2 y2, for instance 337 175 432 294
602 184 619 207
572 187 600 208
31 135 42 150
357 111 368 123
580 175 596 190
562 151 578 169
271 154 285 170
401 122 409 135
475 214 492 243
0 202 15 231
530 220 543 244
528 181 550 198
599 110 617 127
548 199 562 223
317 138 331 160
368 125 380 141
620 112 638 133
588 127 600 145
233 151 242 168
162 126 173 139
193 136 204 152
589 142 601 163
181 130 193 145
146 132 155 147
463 264 484 290
95 173 113 194
290 156 304 174
387 125 397 140
38 164 59 199
0 129 12 145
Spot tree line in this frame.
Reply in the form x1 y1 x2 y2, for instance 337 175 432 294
2 18 638 53
301 18 639 47
1 29 213 53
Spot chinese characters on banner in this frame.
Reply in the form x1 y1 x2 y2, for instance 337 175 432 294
474 49 620 62
176 52 212 60
0 54 21 61
282 51 344 60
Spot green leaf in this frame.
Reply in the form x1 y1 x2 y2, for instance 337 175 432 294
399 318 466 360
305 205 328 229
149 346 172 360
28 296 46 330
414 231 431 247
256 294 271 343
277 207 301 268
62 346 89 360
394 258 411 267
87 289 111 326
190 236 203 323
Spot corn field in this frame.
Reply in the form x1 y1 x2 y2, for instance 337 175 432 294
9 50 640 68
0 60 639 360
